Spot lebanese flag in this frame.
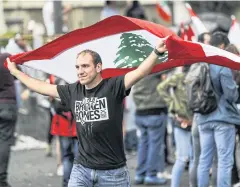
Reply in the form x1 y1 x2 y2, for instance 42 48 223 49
156 1 172 23
228 15 240 48
5 15 240 83
185 3 208 35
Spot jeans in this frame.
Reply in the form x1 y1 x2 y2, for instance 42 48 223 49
198 122 235 187
135 114 167 177
171 127 193 187
59 136 79 187
0 103 17 186
68 164 130 187
189 115 200 187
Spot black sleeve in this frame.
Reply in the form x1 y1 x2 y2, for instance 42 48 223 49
108 75 131 100
57 84 72 108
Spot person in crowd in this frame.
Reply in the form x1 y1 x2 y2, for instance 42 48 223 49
50 76 78 187
0 53 18 187
133 72 169 185
189 32 219 187
6 38 168 186
100 1 119 20
197 31 240 187
157 65 193 187
125 1 147 20
225 44 240 186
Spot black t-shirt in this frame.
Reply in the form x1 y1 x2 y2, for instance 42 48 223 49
57 76 130 170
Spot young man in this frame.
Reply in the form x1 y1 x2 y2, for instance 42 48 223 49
197 32 240 187
7 39 167 187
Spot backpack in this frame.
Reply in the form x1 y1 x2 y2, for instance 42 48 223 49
184 63 217 114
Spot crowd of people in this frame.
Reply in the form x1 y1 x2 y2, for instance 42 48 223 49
1 1 240 187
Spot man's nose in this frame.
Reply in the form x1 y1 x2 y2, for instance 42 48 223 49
78 67 84 74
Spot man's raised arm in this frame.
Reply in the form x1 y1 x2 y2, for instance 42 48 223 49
124 38 168 90
7 58 59 98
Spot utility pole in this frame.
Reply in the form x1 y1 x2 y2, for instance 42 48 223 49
53 0 63 34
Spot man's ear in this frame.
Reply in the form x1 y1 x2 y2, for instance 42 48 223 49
96 63 102 73
219 43 225 49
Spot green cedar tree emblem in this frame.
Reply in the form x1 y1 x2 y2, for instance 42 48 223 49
114 33 168 68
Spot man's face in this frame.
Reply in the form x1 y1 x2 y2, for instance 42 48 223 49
75 53 101 85
203 34 211 45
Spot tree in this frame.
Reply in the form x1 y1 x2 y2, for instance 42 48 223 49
0 0 7 35
114 33 167 68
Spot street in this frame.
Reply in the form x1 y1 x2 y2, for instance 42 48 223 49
8 148 189 187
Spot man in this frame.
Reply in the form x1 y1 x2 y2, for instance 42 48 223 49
100 1 119 20
133 72 168 185
188 32 217 187
6 39 167 186
197 32 240 187
125 1 147 20
0 53 18 187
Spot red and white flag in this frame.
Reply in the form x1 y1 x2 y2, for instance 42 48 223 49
185 3 208 35
228 15 240 48
5 16 240 83
156 0 172 23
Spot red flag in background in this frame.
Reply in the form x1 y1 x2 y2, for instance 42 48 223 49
185 3 208 35
180 22 187 40
186 24 195 41
156 1 172 23
228 15 240 48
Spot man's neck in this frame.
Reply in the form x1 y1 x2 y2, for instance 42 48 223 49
85 76 103 90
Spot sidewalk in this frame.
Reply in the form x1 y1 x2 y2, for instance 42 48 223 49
8 148 189 187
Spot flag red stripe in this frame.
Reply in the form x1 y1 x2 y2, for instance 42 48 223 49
101 55 240 79
7 16 176 65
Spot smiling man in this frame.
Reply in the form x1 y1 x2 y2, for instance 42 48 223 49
7 38 167 187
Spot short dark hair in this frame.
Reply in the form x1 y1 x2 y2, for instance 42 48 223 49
106 1 111 6
225 44 240 55
77 50 102 66
210 31 230 48
198 32 210 43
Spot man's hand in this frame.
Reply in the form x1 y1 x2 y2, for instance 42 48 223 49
155 38 168 54
6 58 19 76
124 37 169 90
6 58 59 98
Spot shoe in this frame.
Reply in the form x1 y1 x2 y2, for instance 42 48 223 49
157 171 172 179
134 175 144 185
144 176 167 185
57 164 63 176
233 182 240 187
45 144 52 157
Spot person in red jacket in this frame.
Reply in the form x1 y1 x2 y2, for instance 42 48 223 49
50 76 78 187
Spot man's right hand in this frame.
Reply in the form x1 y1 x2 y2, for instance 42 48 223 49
6 58 18 76
6 58 59 98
